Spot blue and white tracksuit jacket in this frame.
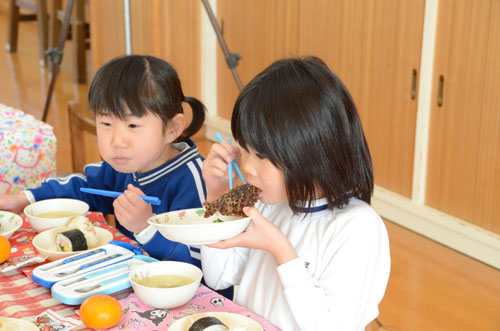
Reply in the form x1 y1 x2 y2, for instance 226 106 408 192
29 140 205 265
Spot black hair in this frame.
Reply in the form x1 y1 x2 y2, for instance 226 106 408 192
88 55 205 141
232 56 373 213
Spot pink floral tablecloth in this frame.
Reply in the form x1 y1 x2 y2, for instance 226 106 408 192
105 286 279 330
0 212 279 330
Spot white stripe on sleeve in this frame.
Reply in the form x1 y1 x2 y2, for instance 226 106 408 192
187 161 206 203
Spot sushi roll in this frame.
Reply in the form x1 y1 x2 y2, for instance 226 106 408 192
188 317 229 331
67 215 98 247
55 229 88 252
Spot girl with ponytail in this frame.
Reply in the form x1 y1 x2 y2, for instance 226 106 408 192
1 55 211 272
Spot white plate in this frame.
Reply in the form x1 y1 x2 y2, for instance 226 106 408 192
32 226 113 261
0 317 38 331
0 211 23 239
148 208 251 245
170 312 263 331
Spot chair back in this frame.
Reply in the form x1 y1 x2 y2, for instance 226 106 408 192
68 101 96 173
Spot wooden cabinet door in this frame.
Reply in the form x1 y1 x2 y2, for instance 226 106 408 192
426 0 500 233
299 0 425 197
217 0 424 197
216 0 300 119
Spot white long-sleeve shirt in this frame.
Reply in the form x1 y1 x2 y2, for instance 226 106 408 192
201 198 391 330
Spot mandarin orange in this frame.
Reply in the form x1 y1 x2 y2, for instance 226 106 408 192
0 236 10 264
80 294 123 329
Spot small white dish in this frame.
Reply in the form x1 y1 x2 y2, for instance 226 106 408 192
0 211 23 239
0 317 38 331
33 226 113 261
169 312 263 331
130 261 203 309
24 198 89 233
148 208 251 245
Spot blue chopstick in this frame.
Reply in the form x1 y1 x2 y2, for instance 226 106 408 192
215 132 247 185
80 188 161 205
227 137 233 189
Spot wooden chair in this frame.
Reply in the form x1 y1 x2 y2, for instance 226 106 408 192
7 0 48 66
68 101 116 226
49 0 90 83
68 101 96 174
7 0 89 82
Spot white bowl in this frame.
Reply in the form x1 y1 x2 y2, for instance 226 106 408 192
32 226 113 261
170 312 263 331
0 317 38 331
130 261 202 309
24 198 89 233
148 208 252 245
0 211 23 239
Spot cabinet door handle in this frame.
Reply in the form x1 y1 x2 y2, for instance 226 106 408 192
411 69 417 99
437 75 444 107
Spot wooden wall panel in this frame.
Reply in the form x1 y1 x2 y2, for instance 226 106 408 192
299 0 425 197
89 0 201 121
89 0 125 73
129 0 201 99
216 0 300 119
90 0 201 126
427 0 500 233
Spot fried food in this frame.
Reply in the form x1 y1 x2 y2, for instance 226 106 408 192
203 184 261 217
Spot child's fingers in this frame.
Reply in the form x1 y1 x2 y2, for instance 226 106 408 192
112 196 126 213
126 184 145 195
208 142 239 164
115 184 146 208
204 157 230 176
206 208 262 249
243 207 264 222
122 184 152 207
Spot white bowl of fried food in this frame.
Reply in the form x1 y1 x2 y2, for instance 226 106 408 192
24 198 89 233
170 312 263 331
130 261 203 309
32 216 113 261
148 208 251 245
148 184 259 245
0 211 23 239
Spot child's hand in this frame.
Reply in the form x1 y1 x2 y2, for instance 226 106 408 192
202 140 242 201
0 193 30 215
206 207 298 265
112 184 153 234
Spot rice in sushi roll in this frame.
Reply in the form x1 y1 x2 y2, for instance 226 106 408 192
66 215 98 247
55 229 88 252
188 317 229 331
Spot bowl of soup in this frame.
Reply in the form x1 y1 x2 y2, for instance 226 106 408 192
24 198 89 233
129 261 203 309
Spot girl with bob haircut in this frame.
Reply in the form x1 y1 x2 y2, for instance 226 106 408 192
201 56 391 330
0 55 207 266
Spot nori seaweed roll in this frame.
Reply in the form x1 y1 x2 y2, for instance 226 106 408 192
67 215 98 247
55 228 88 252
188 317 229 331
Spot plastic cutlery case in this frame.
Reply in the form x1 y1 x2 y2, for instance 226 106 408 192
51 255 157 305
32 241 143 288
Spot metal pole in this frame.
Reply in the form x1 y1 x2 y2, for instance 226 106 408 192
42 0 75 122
201 0 243 91
123 0 132 55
